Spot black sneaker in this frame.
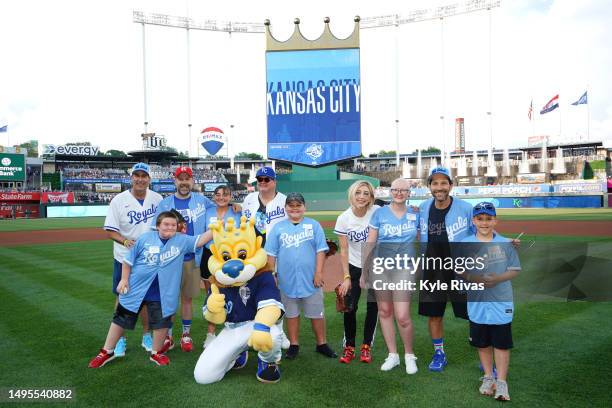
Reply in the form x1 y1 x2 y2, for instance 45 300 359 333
285 344 299 360
256 358 281 383
316 343 338 358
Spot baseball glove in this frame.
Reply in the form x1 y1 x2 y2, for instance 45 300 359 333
326 239 338 257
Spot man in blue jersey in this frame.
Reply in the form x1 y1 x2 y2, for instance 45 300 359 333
418 166 474 372
152 166 216 352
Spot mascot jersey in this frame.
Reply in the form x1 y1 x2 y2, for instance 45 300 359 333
203 272 284 323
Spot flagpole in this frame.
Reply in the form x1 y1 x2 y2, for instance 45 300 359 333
586 87 590 141
558 93 562 141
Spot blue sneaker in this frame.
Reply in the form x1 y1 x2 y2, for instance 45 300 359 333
428 349 447 372
256 358 281 383
479 362 497 379
141 333 153 352
115 337 126 357
233 350 248 369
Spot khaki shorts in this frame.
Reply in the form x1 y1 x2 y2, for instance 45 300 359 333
181 259 201 299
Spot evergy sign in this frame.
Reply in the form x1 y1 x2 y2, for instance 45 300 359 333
44 144 100 156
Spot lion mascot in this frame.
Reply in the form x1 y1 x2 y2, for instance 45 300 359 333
194 216 284 384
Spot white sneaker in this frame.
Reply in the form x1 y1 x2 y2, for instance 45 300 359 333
380 353 400 371
405 354 418 374
203 333 216 349
280 331 290 350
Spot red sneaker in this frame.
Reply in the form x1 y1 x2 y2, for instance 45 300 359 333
159 336 175 354
88 349 116 368
339 346 356 364
180 333 193 352
360 344 372 363
150 353 170 366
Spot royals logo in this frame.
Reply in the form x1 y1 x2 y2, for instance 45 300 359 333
279 228 314 248
305 144 323 161
127 204 157 225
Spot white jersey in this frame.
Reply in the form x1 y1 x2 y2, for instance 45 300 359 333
103 189 162 263
334 205 379 268
241 191 287 236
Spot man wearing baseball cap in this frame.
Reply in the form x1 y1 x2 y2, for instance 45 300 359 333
241 166 291 349
151 165 217 352
104 162 163 357
418 165 475 372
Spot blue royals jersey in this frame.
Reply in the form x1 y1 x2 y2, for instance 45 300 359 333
264 218 329 298
121 231 199 318
461 233 521 325
369 205 420 243
203 272 284 323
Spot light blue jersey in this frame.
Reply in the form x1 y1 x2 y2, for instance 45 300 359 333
461 233 521 325
369 205 420 243
264 217 328 298
203 206 242 249
152 193 214 265
120 231 199 317
419 197 474 243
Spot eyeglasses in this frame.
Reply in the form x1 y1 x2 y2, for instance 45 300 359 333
390 188 410 194
474 202 495 211
256 177 272 183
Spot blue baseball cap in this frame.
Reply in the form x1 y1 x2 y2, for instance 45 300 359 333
427 166 452 184
256 166 276 180
131 162 150 176
473 202 497 217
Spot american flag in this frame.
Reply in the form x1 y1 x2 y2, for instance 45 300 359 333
528 100 533 120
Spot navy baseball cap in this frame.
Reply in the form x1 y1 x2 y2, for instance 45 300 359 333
256 166 276 180
427 166 452 184
285 192 305 205
131 162 150 176
473 202 497 217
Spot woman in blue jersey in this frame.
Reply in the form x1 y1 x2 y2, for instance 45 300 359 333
89 210 213 368
364 178 420 375
200 185 242 348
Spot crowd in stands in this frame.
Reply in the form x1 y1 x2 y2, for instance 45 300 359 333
61 165 228 182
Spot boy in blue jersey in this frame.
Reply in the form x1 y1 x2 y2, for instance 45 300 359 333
264 193 337 360
89 210 212 368
462 202 520 401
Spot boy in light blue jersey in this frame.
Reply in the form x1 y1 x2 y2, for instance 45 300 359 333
89 210 212 368
462 202 520 402
264 193 336 360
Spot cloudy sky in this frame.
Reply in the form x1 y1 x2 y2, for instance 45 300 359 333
1 0 610 157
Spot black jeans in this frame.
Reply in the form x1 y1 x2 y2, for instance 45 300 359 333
343 264 378 347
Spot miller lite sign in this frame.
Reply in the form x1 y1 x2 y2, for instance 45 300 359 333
201 127 226 156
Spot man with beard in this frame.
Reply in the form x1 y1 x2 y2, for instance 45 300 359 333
418 166 474 372
152 166 216 352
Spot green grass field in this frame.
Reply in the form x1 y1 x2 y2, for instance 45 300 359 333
1 211 611 407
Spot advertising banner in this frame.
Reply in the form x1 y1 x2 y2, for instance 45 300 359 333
552 182 606 194
0 191 40 202
266 48 361 166
41 192 75 203
95 183 122 193
43 144 100 156
516 173 546 184
0 153 26 181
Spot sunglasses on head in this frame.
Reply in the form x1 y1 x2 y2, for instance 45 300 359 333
474 202 495 211
257 177 272 183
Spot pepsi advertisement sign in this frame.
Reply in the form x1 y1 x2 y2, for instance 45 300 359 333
266 49 361 166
